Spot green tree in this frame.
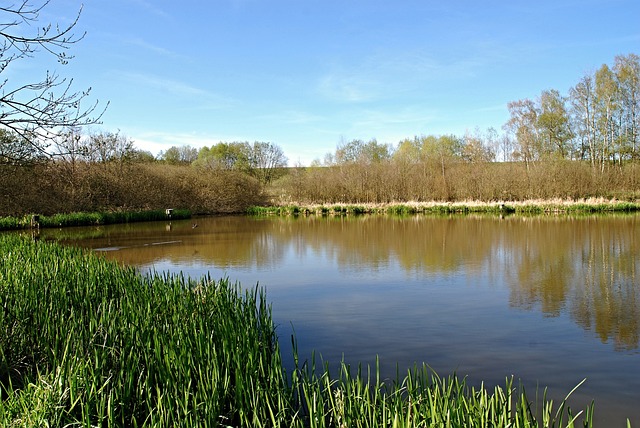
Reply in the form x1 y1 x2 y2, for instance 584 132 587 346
613 53 640 160
537 89 573 158
0 129 44 165
195 142 251 171
419 134 462 199
504 98 539 170
0 1 105 161
335 139 393 164
569 74 598 164
161 145 198 165
247 141 288 185
394 137 422 164
594 64 620 169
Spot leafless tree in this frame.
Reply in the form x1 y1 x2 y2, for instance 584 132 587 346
0 1 106 164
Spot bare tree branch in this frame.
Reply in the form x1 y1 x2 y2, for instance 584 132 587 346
0 1 107 164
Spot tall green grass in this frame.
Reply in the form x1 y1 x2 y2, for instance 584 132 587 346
0 235 291 426
0 209 191 231
0 235 605 427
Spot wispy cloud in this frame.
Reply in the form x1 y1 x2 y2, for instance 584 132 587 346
112 71 234 107
122 37 186 61
315 43 505 104
258 110 326 125
130 0 170 18
317 72 379 103
348 107 440 134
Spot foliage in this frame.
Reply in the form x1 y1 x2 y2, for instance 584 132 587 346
0 235 291 426
277 158 640 204
159 145 198 165
503 53 640 169
0 162 266 216
194 141 288 185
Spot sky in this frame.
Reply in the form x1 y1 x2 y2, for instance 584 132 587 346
17 0 640 165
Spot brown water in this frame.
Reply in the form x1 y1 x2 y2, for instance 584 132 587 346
49 214 639 426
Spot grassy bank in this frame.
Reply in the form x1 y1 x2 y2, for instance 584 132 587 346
248 198 640 217
0 209 191 231
0 235 600 427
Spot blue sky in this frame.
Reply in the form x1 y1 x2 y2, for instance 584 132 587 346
27 0 640 165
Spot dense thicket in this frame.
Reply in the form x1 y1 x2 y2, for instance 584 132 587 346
0 161 265 216
277 159 640 204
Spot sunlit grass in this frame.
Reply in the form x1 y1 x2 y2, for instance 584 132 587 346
0 209 191 231
249 199 640 217
0 235 611 427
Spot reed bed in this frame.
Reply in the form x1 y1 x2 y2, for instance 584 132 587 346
0 234 291 427
0 235 602 427
248 199 640 217
0 209 191 231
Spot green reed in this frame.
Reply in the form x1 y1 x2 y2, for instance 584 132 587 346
0 234 293 427
0 235 609 427
0 209 191 231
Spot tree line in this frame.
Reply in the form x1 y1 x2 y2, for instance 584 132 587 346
1 1 639 213
505 53 640 170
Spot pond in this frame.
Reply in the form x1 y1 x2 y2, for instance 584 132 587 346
47 213 639 426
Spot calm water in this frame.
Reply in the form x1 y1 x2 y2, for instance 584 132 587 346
47 214 639 425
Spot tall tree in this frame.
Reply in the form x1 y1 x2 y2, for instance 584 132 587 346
161 145 198 165
569 74 597 165
335 138 392 165
394 137 422 164
537 89 573 158
594 64 620 169
0 1 105 162
86 131 135 164
504 99 539 170
195 142 251 171
247 141 288 185
461 129 495 163
613 53 640 160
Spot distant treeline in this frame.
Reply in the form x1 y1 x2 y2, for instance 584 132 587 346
1 53 639 215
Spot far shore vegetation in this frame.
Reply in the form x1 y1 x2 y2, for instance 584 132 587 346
2 53 640 221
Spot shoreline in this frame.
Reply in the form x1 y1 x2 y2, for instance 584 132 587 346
1 198 638 232
249 198 640 216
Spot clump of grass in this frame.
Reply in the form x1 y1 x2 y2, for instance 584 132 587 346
0 209 191 231
246 205 273 215
250 199 639 218
386 205 419 215
0 235 605 427
290 354 596 428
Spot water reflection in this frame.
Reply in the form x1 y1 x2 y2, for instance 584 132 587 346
52 214 640 351
503 217 639 351
45 213 640 425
